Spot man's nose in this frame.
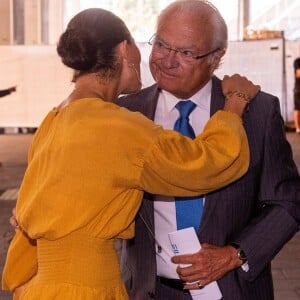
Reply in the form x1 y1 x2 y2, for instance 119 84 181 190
162 49 180 67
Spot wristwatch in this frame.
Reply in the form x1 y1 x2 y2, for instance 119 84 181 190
230 243 247 262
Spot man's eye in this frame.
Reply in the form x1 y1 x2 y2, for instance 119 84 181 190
181 50 194 58
155 41 165 48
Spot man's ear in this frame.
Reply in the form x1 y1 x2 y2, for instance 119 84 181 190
211 48 226 70
118 40 129 61
218 48 226 59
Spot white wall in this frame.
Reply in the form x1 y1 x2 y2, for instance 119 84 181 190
0 45 73 127
0 40 299 127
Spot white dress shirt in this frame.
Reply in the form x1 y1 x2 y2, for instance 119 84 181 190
154 80 212 278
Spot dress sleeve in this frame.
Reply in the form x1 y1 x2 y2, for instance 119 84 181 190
2 230 37 291
139 111 249 196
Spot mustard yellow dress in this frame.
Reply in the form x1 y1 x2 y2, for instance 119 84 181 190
2 98 249 299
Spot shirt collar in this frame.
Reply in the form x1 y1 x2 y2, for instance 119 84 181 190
161 80 212 113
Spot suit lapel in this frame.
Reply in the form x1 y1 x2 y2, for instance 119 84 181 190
141 84 160 120
199 76 225 235
210 76 225 115
139 85 160 234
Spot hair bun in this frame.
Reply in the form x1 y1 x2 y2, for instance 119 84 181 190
57 29 97 71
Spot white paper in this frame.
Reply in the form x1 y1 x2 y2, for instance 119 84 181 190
168 227 222 300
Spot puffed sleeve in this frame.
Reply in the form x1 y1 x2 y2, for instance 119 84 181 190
2 230 37 291
139 111 249 195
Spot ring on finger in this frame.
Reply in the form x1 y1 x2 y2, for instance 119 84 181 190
197 280 203 289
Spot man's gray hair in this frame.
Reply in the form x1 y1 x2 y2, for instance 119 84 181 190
157 0 228 51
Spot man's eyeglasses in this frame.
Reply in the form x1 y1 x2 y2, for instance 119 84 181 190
148 34 220 63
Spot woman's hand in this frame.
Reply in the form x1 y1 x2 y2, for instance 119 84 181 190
13 283 28 300
222 74 260 116
222 74 260 100
10 207 19 231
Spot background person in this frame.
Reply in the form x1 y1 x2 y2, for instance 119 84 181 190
2 7 259 300
117 1 300 299
293 57 300 133
0 86 17 98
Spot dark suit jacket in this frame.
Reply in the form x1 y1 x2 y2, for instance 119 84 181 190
117 76 300 300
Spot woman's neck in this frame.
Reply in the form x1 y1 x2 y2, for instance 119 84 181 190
58 74 119 110
74 74 118 101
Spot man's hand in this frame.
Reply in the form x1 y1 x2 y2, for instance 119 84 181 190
10 207 19 230
171 243 243 289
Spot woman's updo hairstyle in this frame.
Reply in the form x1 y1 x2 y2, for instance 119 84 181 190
57 8 132 81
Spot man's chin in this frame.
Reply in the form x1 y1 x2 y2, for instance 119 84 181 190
157 80 180 93
157 81 189 98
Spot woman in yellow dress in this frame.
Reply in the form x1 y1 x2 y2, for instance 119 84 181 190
2 8 259 300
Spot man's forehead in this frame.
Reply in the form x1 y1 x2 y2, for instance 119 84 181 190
156 21 211 46
157 11 209 32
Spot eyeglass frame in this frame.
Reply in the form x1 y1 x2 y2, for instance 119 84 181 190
148 34 221 61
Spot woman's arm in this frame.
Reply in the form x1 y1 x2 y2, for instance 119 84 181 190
2 230 37 292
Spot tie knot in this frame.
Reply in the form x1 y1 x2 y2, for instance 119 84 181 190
175 100 196 119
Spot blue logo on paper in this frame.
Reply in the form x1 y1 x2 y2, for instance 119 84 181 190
171 243 179 254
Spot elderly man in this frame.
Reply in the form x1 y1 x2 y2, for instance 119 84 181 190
117 1 300 299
